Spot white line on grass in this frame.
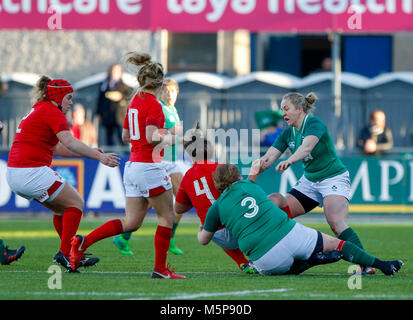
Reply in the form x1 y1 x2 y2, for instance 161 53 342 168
0 288 292 300
158 288 292 300
2 270 412 277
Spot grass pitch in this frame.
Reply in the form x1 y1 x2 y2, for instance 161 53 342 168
0 216 412 301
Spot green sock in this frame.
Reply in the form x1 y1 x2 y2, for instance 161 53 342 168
341 241 375 267
121 232 132 241
171 223 179 239
339 227 365 250
0 239 5 264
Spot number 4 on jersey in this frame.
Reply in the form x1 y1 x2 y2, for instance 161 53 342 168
193 177 215 205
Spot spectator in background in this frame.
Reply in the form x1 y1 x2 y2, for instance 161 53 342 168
357 109 393 156
321 57 332 72
254 108 284 149
70 103 98 148
0 120 3 134
311 57 332 74
96 64 131 146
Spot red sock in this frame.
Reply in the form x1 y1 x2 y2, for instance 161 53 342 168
281 206 293 219
84 219 123 249
154 225 172 272
223 249 249 267
337 240 346 251
60 207 82 256
53 214 63 239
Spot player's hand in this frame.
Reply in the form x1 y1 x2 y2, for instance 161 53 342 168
275 159 292 174
93 147 104 153
249 159 262 176
99 152 121 167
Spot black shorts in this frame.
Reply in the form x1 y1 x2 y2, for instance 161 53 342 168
288 188 320 213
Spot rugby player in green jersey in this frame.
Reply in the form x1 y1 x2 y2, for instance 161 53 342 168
251 92 378 275
198 164 403 276
113 78 186 255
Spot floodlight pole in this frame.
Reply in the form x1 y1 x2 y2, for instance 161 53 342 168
331 32 343 149
332 32 342 118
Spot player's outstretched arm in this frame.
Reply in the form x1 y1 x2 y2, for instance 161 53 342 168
248 146 282 180
275 135 318 174
56 130 120 167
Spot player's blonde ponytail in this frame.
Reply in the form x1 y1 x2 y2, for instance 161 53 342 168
125 52 164 92
32 75 51 104
282 92 317 113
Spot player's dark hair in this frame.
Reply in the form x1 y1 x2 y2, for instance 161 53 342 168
183 135 213 162
213 164 241 191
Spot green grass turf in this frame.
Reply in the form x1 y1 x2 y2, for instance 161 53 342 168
0 218 412 300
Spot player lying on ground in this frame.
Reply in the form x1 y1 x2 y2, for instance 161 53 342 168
198 164 403 276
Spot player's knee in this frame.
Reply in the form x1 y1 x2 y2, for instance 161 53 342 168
329 222 346 237
268 193 286 207
123 220 142 232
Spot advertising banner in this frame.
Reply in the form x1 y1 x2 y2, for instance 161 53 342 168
0 154 412 214
1 1 413 32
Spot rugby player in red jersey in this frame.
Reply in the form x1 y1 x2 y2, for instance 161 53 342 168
70 53 185 279
6 76 120 272
174 127 257 274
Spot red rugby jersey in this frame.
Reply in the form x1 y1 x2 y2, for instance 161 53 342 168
175 161 221 225
8 101 70 168
123 92 165 163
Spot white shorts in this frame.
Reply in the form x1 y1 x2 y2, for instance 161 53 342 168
252 223 318 275
292 171 351 207
161 161 191 176
6 166 66 203
123 161 172 198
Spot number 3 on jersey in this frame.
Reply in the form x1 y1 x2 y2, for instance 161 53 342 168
193 177 215 205
128 109 140 140
241 197 259 218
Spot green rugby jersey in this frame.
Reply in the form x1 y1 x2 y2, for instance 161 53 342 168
203 180 296 261
272 115 346 182
159 100 180 162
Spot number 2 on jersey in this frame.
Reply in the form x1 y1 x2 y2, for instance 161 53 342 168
16 108 35 133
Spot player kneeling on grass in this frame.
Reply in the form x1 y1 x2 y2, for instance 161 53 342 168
198 164 403 276
174 125 257 274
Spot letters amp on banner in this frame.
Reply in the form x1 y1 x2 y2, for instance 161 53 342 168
0 0 413 31
0 154 412 214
